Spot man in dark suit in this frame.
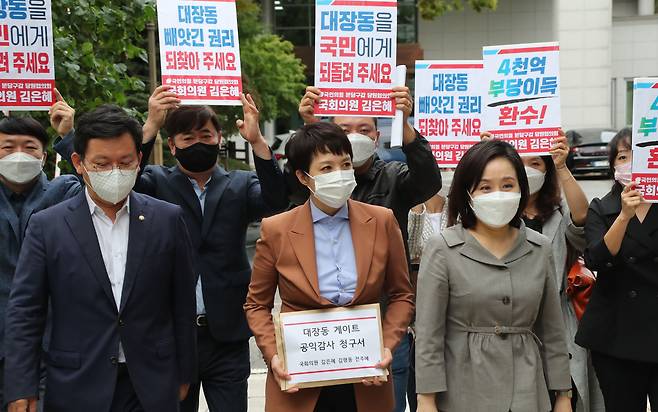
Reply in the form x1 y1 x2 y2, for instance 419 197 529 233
0 115 80 409
5 106 197 412
54 87 289 411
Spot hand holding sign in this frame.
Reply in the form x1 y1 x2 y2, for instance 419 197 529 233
49 89 75 137
620 182 644 221
143 85 181 142
299 86 322 125
361 347 392 387
548 130 569 169
270 354 299 394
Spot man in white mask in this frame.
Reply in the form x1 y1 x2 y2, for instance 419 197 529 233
5 106 197 412
298 85 441 412
0 115 80 410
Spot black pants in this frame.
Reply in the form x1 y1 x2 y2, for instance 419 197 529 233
406 333 417 412
110 364 144 412
180 326 250 412
592 351 658 412
314 384 357 412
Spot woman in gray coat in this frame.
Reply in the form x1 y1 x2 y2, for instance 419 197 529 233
520 134 604 412
415 140 572 412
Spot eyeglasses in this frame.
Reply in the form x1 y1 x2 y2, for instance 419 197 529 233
83 160 139 177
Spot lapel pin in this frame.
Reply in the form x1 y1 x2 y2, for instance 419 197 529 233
138 215 145 221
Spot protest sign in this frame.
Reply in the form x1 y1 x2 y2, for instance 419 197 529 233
631 78 658 202
0 0 54 110
314 0 397 117
482 42 560 155
414 60 483 167
157 0 242 106
274 304 386 390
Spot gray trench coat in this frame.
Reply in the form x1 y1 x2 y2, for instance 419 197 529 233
542 203 604 412
415 223 571 412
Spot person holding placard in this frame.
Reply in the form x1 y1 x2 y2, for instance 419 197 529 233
244 122 414 412
516 132 603 412
415 140 572 412
575 129 658 412
298 85 441 412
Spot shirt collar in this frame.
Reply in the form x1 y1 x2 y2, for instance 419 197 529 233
85 188 130 218
310 199 349 223
188 176 212 190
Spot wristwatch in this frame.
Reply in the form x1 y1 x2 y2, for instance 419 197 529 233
555 390 573 399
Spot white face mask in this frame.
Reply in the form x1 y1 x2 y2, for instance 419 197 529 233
525 166 546 195
438 170 454 198
306 169 357 209
614 161 632 186
347 133 376 167
470 191 521 228
84 166 138 205
0 152 43 184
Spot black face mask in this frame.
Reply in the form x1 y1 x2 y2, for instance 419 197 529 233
175 142 219 173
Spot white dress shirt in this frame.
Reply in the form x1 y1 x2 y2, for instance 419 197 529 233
85 189 130 362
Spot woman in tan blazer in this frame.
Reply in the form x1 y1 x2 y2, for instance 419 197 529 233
244 122 414 412
415 140 572 412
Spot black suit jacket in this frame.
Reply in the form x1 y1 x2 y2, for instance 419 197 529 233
4 192 196 412
575 183 658 363
54 136 289 342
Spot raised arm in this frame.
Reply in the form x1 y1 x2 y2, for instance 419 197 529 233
551 131 588 226
239 94 289 218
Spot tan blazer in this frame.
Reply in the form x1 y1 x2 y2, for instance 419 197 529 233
244 200 414 412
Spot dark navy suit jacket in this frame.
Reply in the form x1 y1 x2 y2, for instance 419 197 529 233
4 191 196 412
0 173 80 360
55 136 289 342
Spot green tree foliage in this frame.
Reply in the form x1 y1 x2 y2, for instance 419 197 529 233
418 0 498 20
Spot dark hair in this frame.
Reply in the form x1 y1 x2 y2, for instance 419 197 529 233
447 140 529 229
285 122 353 173
530 155 562 224
164 106 221 138
74 105 143 158
0 116 49 149
607 127 632 176
330 116 378 129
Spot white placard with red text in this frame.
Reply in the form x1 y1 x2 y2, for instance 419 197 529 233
0 0 54 110
314 0 397 117
414 60 483 167
482 42 560 155
157 0 242 106
631 78 658 202
275 304 386 390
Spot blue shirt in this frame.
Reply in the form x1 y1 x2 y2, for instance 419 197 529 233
310 200 358 306
190 177 210 315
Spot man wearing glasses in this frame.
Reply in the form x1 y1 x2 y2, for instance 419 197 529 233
4 106 197 412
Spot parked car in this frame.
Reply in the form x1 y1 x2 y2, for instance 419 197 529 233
566 128 618 178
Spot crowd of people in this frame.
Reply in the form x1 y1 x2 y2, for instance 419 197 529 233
0 83 655 412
